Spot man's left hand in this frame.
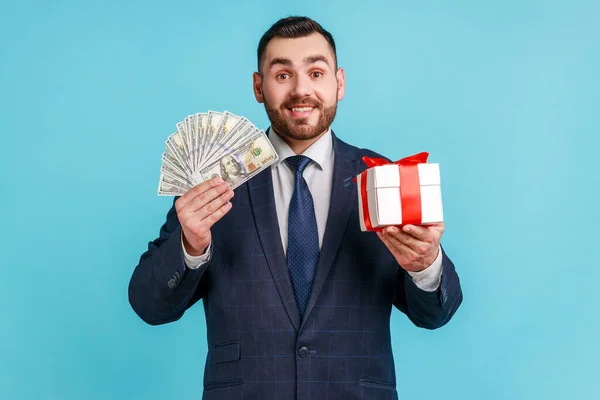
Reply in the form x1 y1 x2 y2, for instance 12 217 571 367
376 222 444 272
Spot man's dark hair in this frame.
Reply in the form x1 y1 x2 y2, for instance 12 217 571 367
257 16 337 73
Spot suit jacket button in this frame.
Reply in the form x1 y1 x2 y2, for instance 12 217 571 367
167 279 176 289
298 346 309 358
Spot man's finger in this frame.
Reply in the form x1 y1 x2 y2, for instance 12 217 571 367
401 224 434 242
376 232 397 255
381 229 418 255
378 231 418 259
176 178 225 210
180 181 231 215
197 189 234 221
202 200 233 227
384 227 428 255
185 196 233 234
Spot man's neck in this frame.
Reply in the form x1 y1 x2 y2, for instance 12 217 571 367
271 127 329 155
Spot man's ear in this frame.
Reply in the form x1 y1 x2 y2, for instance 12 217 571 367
336 68 346 101
253 72 264 103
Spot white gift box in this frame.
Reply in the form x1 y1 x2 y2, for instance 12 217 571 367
357 163 443 231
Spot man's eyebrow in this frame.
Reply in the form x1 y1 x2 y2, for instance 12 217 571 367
268 57 293 69
267 55 331 69
303 55 330 66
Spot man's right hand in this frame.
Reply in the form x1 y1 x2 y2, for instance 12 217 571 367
175 177 234 256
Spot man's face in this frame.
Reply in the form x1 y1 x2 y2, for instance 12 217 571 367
253 33 345 142
222 156 239 175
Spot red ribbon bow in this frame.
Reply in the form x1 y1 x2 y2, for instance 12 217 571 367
359 152 429 231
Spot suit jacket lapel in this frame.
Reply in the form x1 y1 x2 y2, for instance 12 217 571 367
247 168 301 331
300 133 357 329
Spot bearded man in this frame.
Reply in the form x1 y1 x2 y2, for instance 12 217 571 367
129 16 463 400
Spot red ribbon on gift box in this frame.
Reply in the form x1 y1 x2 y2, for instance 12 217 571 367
359 152 429 231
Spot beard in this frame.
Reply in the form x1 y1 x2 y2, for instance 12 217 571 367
263 94 337 142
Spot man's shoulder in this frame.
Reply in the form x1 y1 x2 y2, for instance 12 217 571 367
333 133 392 166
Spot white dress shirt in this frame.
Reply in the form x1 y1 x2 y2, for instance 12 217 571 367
182 129 443 291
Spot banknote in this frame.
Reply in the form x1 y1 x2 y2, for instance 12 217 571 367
166 134 192 174
201 111 222 168
157 171 189 196
157 110 279 196
203 111 243 164
192 132 277 189
161 156 189 183
205 118 252 165
175 121 191 162
195 112 208 170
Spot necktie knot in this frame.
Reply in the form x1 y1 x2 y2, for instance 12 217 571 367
285 155 312 175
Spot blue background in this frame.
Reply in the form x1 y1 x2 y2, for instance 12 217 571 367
1 0 598 399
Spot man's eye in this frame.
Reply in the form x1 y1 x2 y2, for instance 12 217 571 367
276 73 289 80
312 72 323 78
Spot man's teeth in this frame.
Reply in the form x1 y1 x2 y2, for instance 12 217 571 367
291 107 313 112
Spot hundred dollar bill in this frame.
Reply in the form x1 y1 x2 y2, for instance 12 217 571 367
165 133 190 172
175 121 191 163
220 117 251 147
158 180 187 196
204 117 251 166
185 114 197 171
191 113 200 170
208 122 256 164
158 171 189 196
187 114 197 160
162 147 182 171
158 187 186 196
195 112 207 170
200 111 222 168
203 111 243 164
161 167 191 188
161 154 190 183
191 131 279 189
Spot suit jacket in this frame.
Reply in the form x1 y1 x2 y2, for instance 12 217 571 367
128 132 463 400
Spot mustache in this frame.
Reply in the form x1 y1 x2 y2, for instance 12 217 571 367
282 97 321 109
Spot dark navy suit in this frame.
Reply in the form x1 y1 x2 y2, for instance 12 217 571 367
128 133 463 399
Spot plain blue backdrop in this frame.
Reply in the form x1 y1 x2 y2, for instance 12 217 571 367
1 0 598 399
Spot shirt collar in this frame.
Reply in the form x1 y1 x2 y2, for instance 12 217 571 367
268 127 333 170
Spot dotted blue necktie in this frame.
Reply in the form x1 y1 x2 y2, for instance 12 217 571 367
285 155 320 317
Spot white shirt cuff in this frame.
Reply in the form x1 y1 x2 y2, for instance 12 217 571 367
181 232 211 269
407 245 443 292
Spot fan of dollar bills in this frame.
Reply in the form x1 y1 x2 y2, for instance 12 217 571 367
158 110 279 196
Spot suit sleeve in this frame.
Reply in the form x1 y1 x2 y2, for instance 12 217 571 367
128 199 210 325
393 244 463 329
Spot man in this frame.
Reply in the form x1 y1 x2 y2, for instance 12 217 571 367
129 16 462 400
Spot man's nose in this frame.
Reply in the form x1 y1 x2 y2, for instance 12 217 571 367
291 74 313 98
